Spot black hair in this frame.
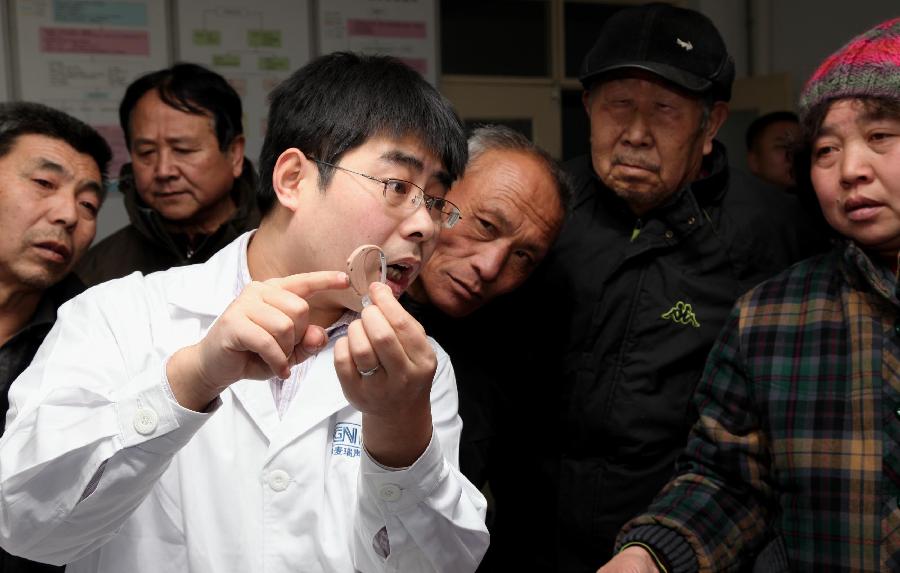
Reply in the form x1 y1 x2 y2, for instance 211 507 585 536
0 101 112 191
745 110 799 151
119 62 243 151
467 124 571 210
258 52 467 214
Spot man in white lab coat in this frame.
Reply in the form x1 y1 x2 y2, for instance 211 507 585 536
0 52 489 573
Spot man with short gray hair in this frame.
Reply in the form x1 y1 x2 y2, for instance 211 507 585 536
404 125 568 486
408 125 568 319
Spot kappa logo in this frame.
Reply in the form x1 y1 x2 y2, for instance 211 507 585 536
661 301 700 328
676 38 694 51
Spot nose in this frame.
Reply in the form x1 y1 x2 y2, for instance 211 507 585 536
402 200 438 244
471 243 507 284
155 148 178 180
48 192 79 229
622 111 653 148
839 142 874 188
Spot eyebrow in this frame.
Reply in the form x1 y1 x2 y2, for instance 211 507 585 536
483 205 547 254
380 149 452 189
132 136 200 146
483 206 512 231
815 124 837 139
817 111 896 139
859 109 897 124
29 157 103 196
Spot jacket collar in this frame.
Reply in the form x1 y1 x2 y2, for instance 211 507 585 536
165 232 252 317
842 240 900 307
118 160 261 261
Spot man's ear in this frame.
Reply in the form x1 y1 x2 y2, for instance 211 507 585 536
272 148 317 212
702 102 729 156
227 135 246 178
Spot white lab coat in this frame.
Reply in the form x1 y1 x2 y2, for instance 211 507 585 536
0 236 489 572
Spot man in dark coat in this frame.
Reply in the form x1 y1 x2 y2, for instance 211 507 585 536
77 63 260 286
480 4 829 571
0 102 111 572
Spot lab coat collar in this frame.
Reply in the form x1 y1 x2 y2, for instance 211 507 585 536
166 232 352 455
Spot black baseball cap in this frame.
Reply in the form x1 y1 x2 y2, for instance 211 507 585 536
578 3 735 102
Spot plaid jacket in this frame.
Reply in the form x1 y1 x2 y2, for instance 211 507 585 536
617 241 900 572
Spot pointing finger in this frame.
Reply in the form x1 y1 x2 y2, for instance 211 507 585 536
269 271 350 299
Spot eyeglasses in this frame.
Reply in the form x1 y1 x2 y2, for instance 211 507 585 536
310 159 461 229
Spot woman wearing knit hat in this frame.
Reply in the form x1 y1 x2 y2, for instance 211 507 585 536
597 17 900 573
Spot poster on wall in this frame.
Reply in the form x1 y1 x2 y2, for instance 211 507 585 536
12 0 170 178
175 0 312 163
317 0 437 85
0 4 10 100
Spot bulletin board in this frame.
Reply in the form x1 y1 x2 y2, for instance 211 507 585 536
175 0 312 162
317 0 438 85
0 3 10 100
10 0 170 178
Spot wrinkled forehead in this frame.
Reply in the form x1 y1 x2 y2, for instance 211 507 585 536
456 149 563 231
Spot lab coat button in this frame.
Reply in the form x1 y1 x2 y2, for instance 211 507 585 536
268 469 290 492
378 483 402 502
133 407 159 435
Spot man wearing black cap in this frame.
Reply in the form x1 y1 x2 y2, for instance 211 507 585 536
480 4 826 572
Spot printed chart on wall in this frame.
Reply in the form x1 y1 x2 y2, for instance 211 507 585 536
0 4 10 100
318 0 437 85
12 0 169 180
176 0 311 162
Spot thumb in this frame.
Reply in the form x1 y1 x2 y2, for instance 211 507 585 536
291 325 328 366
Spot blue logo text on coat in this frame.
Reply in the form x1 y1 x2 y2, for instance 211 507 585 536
332 422 362 458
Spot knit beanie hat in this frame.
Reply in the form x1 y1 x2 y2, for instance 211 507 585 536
799 17 900 119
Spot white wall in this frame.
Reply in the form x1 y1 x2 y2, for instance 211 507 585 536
755 0 896 102
691 0 750 78
691 0 896 105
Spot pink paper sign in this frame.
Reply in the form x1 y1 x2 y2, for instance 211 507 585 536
346 19 426 39
40 27 150 56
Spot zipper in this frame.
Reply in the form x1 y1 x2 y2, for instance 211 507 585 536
630 219 643 242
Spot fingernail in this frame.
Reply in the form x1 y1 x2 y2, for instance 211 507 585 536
337 271 349 284
303 339 326 355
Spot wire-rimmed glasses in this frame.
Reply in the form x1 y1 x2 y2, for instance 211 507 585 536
310 159 461 229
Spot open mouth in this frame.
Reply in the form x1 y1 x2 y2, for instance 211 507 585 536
384 261 418 296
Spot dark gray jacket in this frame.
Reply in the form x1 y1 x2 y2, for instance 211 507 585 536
77 159 260 286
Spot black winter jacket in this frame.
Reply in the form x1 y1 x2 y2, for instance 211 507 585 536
479 144 828 572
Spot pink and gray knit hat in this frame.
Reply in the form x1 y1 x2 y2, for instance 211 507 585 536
799 17 900 118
